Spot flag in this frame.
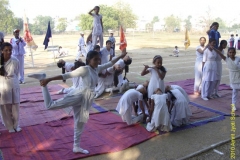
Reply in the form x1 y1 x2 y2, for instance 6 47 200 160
184 28 190 50
43 21 52 50
119 26 127 51
23 14 38 50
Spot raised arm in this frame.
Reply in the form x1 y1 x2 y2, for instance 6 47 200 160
197 45 208 54
40 67 88 86
154 67 166 80
88 8 94 16
141 65 150 76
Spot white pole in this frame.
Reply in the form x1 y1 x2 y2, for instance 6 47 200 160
30 47 34 67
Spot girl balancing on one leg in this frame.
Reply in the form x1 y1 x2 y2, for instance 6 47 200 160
28 49 127 154
212 46 240 111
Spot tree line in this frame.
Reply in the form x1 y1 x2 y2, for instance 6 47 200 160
1 0 239 35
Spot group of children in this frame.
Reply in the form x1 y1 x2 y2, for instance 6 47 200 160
0 9 239 155
116 55 192 133
194 22 240 111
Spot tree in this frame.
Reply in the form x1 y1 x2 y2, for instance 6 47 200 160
164 15 181 32
56 18 68 32
231 23 240 29
113 1 137 29
0 0 18 33
76 2 137 32
214 17 227 29
199 7 213 30
14 17 24 31
184 15 192 31
151 16 159 24
31 16 55 35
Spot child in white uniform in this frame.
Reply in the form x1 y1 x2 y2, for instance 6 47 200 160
76 32 86 60
212 40 227 97
172 46 179 57
170 85 190 103
141 55 166 104
28 49 127 154
116 85 147 125
201 38 218 101
0 42 22 133
146 88 172 132
10 29 26 84
88 6 103 48
213 47 240 111
165 86 192 127
194 37 207 95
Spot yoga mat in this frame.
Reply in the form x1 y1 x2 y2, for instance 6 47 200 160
166 79 231 95
0 112 157 160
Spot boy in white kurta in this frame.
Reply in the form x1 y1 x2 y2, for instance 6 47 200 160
76 32 86 60
10 29 26 84
116 86 147 125
28 49 127 154
0 42 22 133
88 6 104 48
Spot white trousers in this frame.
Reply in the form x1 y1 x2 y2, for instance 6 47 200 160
13 55 24 82
232 89 239 107
201 81 217 98
76 46 87 60
92 34 103 48
194 60 202 92
0 104 19 130
212 80 220 95
41 86 85 148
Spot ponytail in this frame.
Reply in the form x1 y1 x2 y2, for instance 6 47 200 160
0 53 4 76
123 65 129 81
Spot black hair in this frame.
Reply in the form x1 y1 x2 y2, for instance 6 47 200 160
166 90 176 102
86 50 99 65
106 40 112 45
210 22 219 28
143 86 148 100
228 47 236 53
93 45 100 51
219 40 227 47
94 6 100 9
153 55 162 64
236 34 238 36
0 42 12 76
123 58 132 80
199 37 206 41
74 61 85 69
209 38 216 44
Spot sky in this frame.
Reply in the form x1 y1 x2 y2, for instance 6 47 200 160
8 0 240 25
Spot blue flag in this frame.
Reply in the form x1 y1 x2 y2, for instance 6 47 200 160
43 21 52 50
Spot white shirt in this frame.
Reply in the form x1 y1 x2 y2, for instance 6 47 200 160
64 62 74 72
216 50 224 61
10 37 26 56
100 47 113 64
196 45 204 59
78 36 85 46
91 13 102 36
0 57 20 105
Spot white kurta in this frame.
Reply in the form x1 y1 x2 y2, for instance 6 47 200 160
225 57 240 89
194 45 204 92
171 85 190 103
146 94 172 132
202 48 217 81
147 68 165 98
0 57 20 105
100 47 113 64
91 13 103 36
169 89 192 127
116 89 143 123
215 50 224 80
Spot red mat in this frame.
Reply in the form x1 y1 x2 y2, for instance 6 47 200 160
166 79 231 94
0 112 157 160
0 84 70 131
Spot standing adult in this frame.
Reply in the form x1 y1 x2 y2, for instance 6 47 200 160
88 6 104 48
234 34 239 49
76 32 86 60
108 32 116 57
207 22 221 48
10 29 26 84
